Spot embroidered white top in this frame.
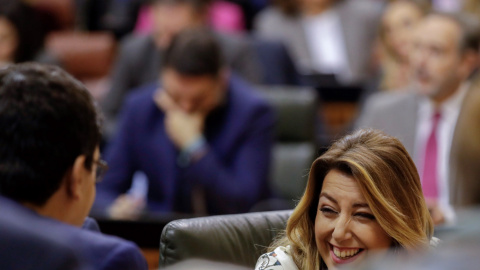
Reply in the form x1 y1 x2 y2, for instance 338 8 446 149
255 238 440 270
255 246 298 270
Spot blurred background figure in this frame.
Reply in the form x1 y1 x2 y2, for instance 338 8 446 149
357 12 480 226
254 0 382 86
80 0 246 40
253 0 383 147
431 0 464 12
94 28 274 219
463 0 480 18
0 0 60 67
79 0 145 40
101 0 262 140
375 0 429 91
132 0 246 35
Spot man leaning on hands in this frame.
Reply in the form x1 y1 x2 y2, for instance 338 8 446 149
95 28 275 219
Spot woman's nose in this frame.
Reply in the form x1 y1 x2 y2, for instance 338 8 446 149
332 214 353 243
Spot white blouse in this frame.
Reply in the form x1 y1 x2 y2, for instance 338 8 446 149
255 246 299 270
255 238 440 270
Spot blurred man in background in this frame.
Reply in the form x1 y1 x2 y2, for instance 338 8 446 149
101 0 261 139
357 12 480 225
95 28 274 219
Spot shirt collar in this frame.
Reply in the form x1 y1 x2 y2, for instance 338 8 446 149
419 81 470 118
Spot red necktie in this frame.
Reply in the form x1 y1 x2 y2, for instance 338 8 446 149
422 112 441 199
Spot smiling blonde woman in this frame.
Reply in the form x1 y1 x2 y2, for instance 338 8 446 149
255 129 434 270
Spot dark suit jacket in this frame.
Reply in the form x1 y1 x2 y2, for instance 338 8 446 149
101 33 262 138
82 216 101 232
0 196 87 270
252 38 301 85
66 220 148 270
0 197 147 270
95 76 275 215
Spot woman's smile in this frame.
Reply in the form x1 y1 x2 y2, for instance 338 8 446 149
329 243 365 264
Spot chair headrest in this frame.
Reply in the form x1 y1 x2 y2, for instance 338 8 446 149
159 210 292 268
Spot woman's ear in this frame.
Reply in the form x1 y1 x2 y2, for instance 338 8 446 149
66 155 88 200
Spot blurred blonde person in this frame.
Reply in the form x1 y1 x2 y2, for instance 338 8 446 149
254 0 381 85
377 0 428 91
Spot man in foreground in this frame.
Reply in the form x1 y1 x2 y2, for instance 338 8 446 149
0 63 147 269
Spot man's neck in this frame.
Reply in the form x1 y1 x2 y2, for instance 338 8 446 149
22 201 58 219
22 194 79 227
431 81 469 110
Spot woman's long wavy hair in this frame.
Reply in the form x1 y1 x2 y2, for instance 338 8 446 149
270 129 433 270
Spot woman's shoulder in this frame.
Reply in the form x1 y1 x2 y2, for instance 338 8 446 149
255 246 299 270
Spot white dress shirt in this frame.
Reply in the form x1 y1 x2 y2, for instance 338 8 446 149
301 9 352 82
414 83 469 223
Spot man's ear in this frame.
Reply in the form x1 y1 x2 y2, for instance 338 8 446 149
66 155 87 200
460 50 479 78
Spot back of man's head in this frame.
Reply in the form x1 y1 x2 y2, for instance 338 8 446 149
162 27 225 77
0 63 101 206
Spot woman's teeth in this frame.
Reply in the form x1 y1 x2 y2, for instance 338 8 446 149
333 247 361 259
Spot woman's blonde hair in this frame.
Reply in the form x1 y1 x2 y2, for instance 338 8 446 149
270 129 433 270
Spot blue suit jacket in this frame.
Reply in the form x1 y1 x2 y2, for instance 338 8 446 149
83 216 101 232
0 196 88 270
66 221 148 270
96 76 275 214
0 197 147 270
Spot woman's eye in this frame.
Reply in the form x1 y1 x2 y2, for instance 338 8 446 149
355 212 376 220
320 207 337 216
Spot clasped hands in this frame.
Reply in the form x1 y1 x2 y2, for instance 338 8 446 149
154 88 206 149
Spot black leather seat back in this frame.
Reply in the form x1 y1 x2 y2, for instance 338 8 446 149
159 210 292 268
254 86 317 208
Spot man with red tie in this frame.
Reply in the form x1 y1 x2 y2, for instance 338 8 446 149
357 12 480 225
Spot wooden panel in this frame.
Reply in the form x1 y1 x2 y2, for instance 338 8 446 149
141 248 159 270
320 101 359 140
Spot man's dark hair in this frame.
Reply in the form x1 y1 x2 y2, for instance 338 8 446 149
0 63 101 206
162 27 225 76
